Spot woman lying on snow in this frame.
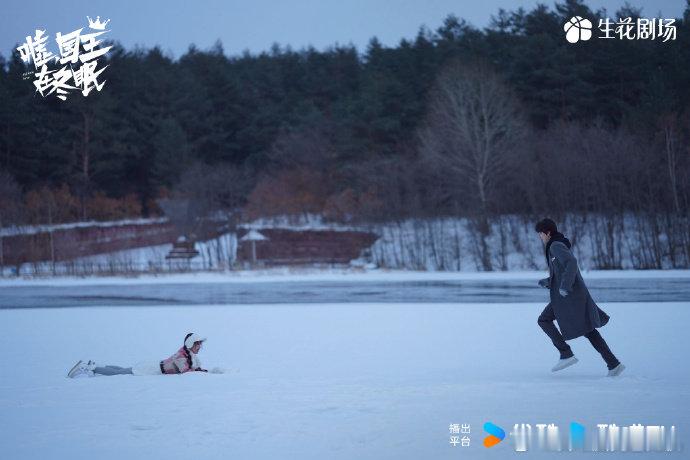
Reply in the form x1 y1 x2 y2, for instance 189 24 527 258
67 333 209 377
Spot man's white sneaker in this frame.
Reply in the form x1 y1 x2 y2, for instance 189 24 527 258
67 360 83 378
551 356 579 372
607 363 625 377
67 360 95 378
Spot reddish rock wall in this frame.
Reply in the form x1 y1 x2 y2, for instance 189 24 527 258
236 228 378 265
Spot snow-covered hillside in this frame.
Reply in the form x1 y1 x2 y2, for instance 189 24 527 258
4 212 689 276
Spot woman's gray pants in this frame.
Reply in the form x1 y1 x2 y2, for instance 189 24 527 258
93 365 133 376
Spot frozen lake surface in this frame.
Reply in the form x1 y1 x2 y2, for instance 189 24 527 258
1 273 689 308
1 270 688 459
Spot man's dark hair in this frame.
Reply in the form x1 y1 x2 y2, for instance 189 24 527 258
535 218 558 235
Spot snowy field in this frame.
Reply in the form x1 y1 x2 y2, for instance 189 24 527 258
1 272 689 459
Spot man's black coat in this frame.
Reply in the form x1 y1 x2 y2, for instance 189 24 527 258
539 240 610 340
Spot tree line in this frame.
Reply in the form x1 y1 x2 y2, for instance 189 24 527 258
0 0 688 238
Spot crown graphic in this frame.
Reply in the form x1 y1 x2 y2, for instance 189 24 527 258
87 16 110 30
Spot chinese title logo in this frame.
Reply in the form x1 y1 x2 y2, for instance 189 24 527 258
16 16 112 100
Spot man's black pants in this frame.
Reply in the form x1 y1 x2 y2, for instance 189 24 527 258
538 303 620 370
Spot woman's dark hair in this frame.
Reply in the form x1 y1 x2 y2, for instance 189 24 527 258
535 218 558 235
182 333 194 367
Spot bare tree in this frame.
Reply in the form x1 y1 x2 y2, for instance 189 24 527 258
0 171 24 270
160 162 251 240
661 114 681 214
265 124 338 171
418 60 526 270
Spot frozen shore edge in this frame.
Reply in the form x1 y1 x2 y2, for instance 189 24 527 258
1 267 690 287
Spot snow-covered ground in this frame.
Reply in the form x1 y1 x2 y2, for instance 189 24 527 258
8 212 689 277
1 293 688 458
0 217 168 237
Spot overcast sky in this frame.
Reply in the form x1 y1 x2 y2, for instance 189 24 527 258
2 0 685 59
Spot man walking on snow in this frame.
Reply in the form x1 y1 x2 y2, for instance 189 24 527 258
535 218 625 376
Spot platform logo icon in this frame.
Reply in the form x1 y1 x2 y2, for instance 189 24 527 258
564 16 593 43
483 422 506 448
